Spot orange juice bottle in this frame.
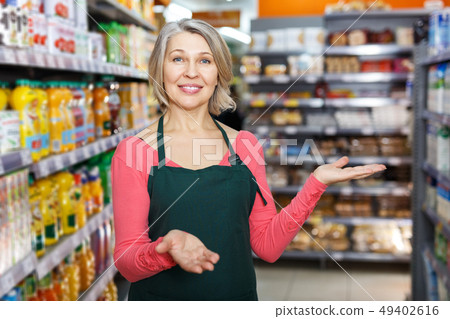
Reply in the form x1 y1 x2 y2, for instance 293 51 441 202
10 79 41 162
48 175 63 237
46 81 64 155
29 184 45 257
61 82 75 152
34 81 50 158
93 82 111 138
81 82 96 143
81 172 94 217
35 179 58 246
0 81 9 110
37 273 58 301
53 264 70 301
65 254 81 301
25 275 41 301
88 167 104 214
73 172 86 228
54 172 78 235
75 240 96 292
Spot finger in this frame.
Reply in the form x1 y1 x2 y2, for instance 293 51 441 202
155 239 171 254
204 250 220 264
332 156 349 168
200 261 215 271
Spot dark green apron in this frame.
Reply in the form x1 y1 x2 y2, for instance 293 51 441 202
128 115 267 301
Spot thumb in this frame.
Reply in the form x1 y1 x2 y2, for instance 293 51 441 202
333 156 349 168
155 237 171 254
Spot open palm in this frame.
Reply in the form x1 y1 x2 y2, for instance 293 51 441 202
313 156 386 186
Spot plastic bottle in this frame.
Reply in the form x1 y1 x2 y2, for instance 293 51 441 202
53 264 70 301
81 172 94 217
70 82 86 148
9 79 41 162
35 179 58 246
103 76 121 134
99 152 114 205
34 81 50 159
37 273 58 301
91 225 105 275
88 167 104 214
65 254 81 301
72 172 86 229
46 81 64 155
48 176 63 237
75 240 96 292
61 82 75 152
81 82 96 143
29 184 45 257
0 81 9 110
25 275 41 301
93 82 111 138
54 172 78 235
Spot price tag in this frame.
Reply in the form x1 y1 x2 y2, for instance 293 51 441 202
0 160 4 175
34 52 46 67
46 55 56 68
2 273 14 289
71 59 80 70
392 188 407 196
68 152 77 165
20 149 32 166
361 127 374 135
272 75 290 84
92 143 100 154
39 162 49 177
16 50 29 65
283 99 299 108
56 55 65 69
388 157 402 166
256 126 269 135
82 147 91 159
2 47 17 64
54 156 63 170
284 126 298 135
332 252 344 261
324 127 337 135
341 187 353 195
244 75 260 84
22 256 34 274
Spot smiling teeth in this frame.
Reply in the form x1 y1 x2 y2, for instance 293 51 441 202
182 86 200 90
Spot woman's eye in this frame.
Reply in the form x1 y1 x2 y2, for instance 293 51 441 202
200 59 211 64
173 57 183 62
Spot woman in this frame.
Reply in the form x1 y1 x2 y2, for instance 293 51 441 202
112 19 385 301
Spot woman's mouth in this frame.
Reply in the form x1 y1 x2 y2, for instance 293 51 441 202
178 84 202 94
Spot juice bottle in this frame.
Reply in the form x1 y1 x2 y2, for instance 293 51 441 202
34 81 50 158
37 273 58 301
88 167 104 214
93 82 111 138
70 82 86 148
35 179 58 246
91 225 105 274
9 79 41 162
81 82 96 143
65 254 81 301
25 275 41 301
81 172 94 217
117 82 130 131
29 184 45 257
75 240 95 292
72 172 86 229
46 81 64 155
53 264 70 301
54 172 78 235
61 82 75 152
103 76 121 134
0 81 9 110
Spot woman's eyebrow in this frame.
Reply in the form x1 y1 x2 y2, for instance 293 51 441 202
168 49 213 56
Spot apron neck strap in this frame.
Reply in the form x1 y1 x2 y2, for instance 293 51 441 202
211 116 237 158
157 115 166 166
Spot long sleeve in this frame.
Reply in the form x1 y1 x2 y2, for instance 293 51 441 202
237 131 328 263
112 137 176 282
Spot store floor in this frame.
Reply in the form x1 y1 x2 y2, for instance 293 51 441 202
254 259 411 301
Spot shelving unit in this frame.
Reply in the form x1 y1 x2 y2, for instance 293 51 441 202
249 125 410 136
325 97 411 108
0 253 37 298
265 155 412 166
246 98 324 108
0 149 32 176
423 247 450 293
324 72 411 83
78 265 118 301
326 44 413 56
243 74 323 84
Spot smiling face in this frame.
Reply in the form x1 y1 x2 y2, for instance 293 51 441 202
163 32 218 112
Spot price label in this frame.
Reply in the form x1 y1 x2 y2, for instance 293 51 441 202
0 160 4 175
361 127 374 135
16 50 28 65
332 252 344 261
388 157 402 166
39 162 49 177
54 156 63 170
2 273 14 290
56 55 65 69
392 188 407 196
2 47 17 64
244 75 260 84
34 52 46 67
92 143 100 154
20 149 32 166
272 75 290 84
324 127 337 135
83 147 91 159
340 187 353 195
71 59 80 70
283 99 299 108
256 126 269 135
46 55 56 68
68 152 77 165
284 126 298 135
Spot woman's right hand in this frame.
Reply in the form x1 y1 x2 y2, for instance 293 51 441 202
155 229 220 274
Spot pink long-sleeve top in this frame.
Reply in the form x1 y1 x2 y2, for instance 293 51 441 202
112 130 327 283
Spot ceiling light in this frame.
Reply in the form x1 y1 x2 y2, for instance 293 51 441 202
219 27 251 45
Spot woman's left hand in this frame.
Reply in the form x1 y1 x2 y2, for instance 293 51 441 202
313 156 386 186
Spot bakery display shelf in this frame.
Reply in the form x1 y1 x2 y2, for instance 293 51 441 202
423 208 450 242
243 74 323 85
0 46 148 80
315 217 412 226
324 9 432 19
78 264 118 301
31 128 140 179
421 50 450 66
324 72 411 83
247 98 324 108
87 0 157 31
0 149 32 176
0 253 37 298
254 250 410 263
325 44 413 56
248 125 410 136
270 182 411 196
265 155 412 166
424 247 450 292
35 205 113 280
423 110 450 126
246 50 325 57
422 162 450 189
325 97 411 108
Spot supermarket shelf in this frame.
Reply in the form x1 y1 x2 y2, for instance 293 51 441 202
243 74 323 85
423 110 450 126
423 208 450 242
325 45 413 56
246 50 325 56
0 253 37 298
270 182 411 196
0 46 147 80
248 125 410 136
265 155 412 166
423 162 450 189
424 247 450 292
247 98 324 108
255 250 410 263
325 98 411 108
35 205 113 280
31 129 141 179
324 9 431 19
0 149 32 176
87 0 157 31
317 217 412 226
78 265 118 301
421 50 450 66
324 72 411 83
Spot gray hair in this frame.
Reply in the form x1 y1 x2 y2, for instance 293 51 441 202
148 18 236 115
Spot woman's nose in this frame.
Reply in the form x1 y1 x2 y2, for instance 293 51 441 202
184 62 199 78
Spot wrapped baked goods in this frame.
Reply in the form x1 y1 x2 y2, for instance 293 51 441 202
240 56 261 75
348 29 369 46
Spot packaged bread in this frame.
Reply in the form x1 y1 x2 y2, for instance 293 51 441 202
264 64 287 76
240 55 261 75
348 29 369 46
